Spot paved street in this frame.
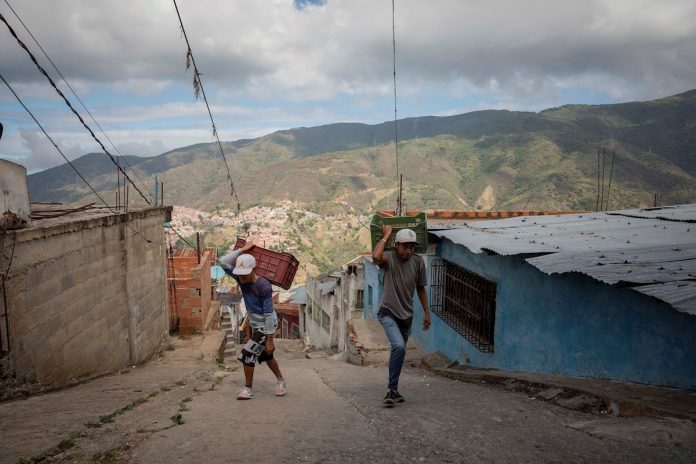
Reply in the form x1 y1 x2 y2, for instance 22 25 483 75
1 335 694 463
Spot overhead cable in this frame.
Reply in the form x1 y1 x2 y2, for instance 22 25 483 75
0 11 151 205
168 225 197 249
2 0 150 197
391 0 401 215
171 0 244 220
0 73 159 245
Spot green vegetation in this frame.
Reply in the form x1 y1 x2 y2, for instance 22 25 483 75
57 438 75 450
27 89 696 274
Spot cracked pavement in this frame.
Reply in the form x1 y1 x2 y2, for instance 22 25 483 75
1 334 694 463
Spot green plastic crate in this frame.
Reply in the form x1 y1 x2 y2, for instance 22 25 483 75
370 213 428 253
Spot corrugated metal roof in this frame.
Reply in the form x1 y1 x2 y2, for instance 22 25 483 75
290 287 307 304
608 204 696 222
318 280 338 295
429 204 696 315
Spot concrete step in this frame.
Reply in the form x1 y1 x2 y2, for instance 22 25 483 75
346 318 423 366
223 347 236 357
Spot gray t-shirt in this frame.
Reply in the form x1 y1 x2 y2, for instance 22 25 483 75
378 251 427 320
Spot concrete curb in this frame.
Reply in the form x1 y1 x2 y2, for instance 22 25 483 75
430 367 696 421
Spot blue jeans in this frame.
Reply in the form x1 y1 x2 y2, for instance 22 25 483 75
378 313 411 392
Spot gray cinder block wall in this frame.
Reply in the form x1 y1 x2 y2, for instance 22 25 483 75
0 206 172 385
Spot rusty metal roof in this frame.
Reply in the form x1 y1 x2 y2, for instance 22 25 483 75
429 204 696 315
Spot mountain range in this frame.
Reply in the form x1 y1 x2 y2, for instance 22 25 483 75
27 89 696 214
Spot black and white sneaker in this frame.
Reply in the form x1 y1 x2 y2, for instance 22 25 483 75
392 391 405 403
383 390 397 406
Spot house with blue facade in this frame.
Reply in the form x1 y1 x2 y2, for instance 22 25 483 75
364 205 696 390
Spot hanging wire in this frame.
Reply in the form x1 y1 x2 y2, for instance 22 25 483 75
0 230 17 293
391 0 401 215
171 0 246 222
604 150 616 211
0 12 151 205
0 73 160 245
168 225 197 249
2 0 150 197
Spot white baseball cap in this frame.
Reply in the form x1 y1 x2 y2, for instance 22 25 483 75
233 254 256 275
395 228 418 244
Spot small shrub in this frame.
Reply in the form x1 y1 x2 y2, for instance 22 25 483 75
57 439 75 450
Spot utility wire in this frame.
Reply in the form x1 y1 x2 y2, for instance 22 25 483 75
171 0 245 222
391 0 400 215
595 149 601 212
2 0 150 197
0 229 17 293
604 149 616 211
0 11 151 205
168 225 196 249
0 73 159 245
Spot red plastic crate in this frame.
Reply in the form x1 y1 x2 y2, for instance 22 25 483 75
233 238 299 290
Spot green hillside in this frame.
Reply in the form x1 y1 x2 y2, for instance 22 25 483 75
28 89 696 212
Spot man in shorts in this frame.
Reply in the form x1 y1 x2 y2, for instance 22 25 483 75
219 241 288 399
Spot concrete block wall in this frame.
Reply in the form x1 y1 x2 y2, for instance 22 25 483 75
303 278 334 349
0 207 171 385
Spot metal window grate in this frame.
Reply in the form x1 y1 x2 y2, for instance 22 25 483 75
430 258 496 352
355 289 364 309
321 309 331 332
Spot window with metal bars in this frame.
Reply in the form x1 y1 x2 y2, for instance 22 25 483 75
321 309 331 332
355 289 364 309
430 258 496 352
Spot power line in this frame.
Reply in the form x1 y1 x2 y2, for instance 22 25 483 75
168 226 197 249
605 149 616 211
0 11 151 205
0 73 160 245
392 0 401 215
171 0 245 222
2 0 151 197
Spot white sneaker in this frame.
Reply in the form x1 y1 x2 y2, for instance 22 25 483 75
275 380 288 396
237 387 254 400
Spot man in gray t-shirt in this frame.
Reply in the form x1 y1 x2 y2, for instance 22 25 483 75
372 226 430 406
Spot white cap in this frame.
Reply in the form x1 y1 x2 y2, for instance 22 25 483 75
233 254 256 275
395 228 418 244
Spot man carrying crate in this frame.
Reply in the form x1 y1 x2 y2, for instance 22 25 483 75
372 226 431 406
219 241 288 400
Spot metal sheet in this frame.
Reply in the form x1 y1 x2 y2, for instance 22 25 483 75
429 206 696 314
634 281 696 315
290 287 307 304
318 281 337 295
609 204 696 222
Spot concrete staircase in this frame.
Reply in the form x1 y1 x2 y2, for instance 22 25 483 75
218 308 237 360
347 318 423 366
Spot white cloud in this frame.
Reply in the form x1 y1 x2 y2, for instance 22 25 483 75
17 127 83 171
115 140 169 157
1 0 695 169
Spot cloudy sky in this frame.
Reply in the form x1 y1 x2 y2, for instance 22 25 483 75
1 0 695 172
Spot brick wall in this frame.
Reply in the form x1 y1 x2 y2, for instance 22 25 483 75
0 206 171 385
167 248 215 334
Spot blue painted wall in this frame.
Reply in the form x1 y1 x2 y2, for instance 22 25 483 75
363 260 382 320
414 237 696 390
